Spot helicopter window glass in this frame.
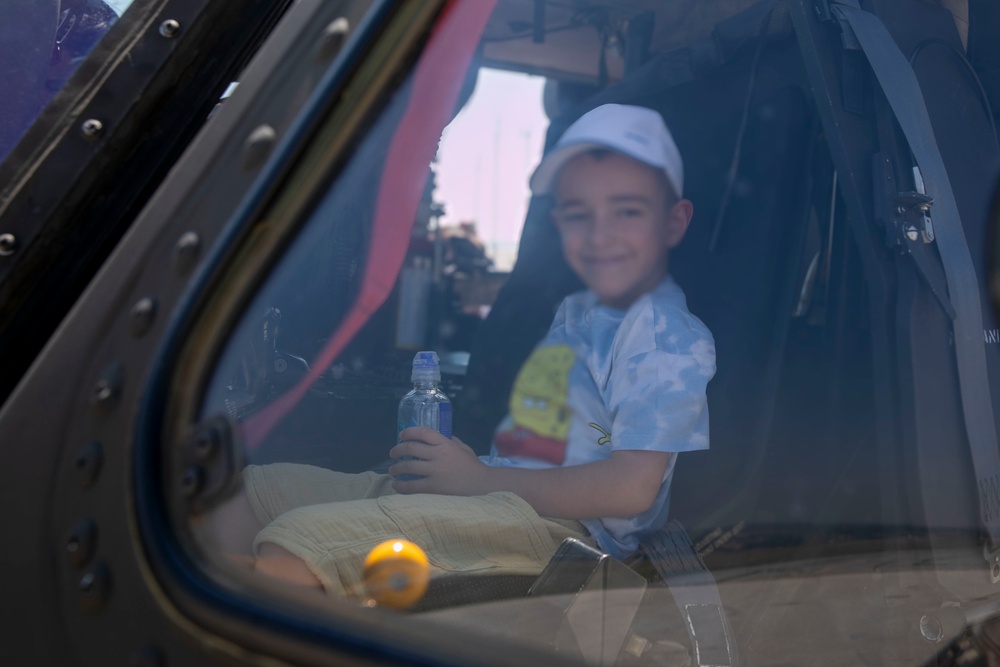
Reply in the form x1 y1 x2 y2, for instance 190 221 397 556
177 0 1000 664
436 67 547 273
0 0 136 163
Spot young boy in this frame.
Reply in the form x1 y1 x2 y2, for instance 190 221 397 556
227 103 715 595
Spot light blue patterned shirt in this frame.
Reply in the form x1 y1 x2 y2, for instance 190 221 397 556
485 276 716 557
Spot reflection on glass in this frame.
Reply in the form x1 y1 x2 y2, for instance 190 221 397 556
183 1 1000 665
0 0 134 162
436 68 546 272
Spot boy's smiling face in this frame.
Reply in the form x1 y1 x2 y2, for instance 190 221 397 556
552 151 693 310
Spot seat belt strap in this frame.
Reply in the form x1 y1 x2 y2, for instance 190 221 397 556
831 0 1000 576
640 521 740 667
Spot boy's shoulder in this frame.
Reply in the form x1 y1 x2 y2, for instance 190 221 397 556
553 277 714 366
620 278 715 365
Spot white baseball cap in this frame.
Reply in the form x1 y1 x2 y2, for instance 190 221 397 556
529 104 683 198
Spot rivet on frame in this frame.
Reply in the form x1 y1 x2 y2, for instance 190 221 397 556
242 125 277 171
93 362 124 409
81 119 104 140
74 441 104 487
77 562 111 614
0 233 17 256
192 424 220 463
316 18 350 61
180 466 205 499
66 519 97 568
159 19 181 38
173 232 201 277
129 297 158 338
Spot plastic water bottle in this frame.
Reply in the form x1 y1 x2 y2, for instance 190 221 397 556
397 351 452 439
396 352 452 480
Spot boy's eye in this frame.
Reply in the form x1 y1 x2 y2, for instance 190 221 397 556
617 207 644 219
557 211 589 225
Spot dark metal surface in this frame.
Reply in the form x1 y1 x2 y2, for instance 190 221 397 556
0 0 378 664
0 0 293 405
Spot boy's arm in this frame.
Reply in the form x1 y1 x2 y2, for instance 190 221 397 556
389 427 670 519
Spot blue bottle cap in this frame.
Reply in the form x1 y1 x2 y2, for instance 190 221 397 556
411 351 441 382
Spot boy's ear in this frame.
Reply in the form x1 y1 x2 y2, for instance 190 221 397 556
664 199 694 248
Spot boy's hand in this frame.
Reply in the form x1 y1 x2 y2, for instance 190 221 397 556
389 426 490 496
389 428 671 520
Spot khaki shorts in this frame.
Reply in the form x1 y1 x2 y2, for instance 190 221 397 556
244 463 591 599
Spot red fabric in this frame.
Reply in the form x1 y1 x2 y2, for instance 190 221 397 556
244 0 497 450
494 427 568 465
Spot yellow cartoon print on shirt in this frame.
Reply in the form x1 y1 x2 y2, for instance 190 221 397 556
495 344 575 464
589 422 612 446
509 344 574 438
